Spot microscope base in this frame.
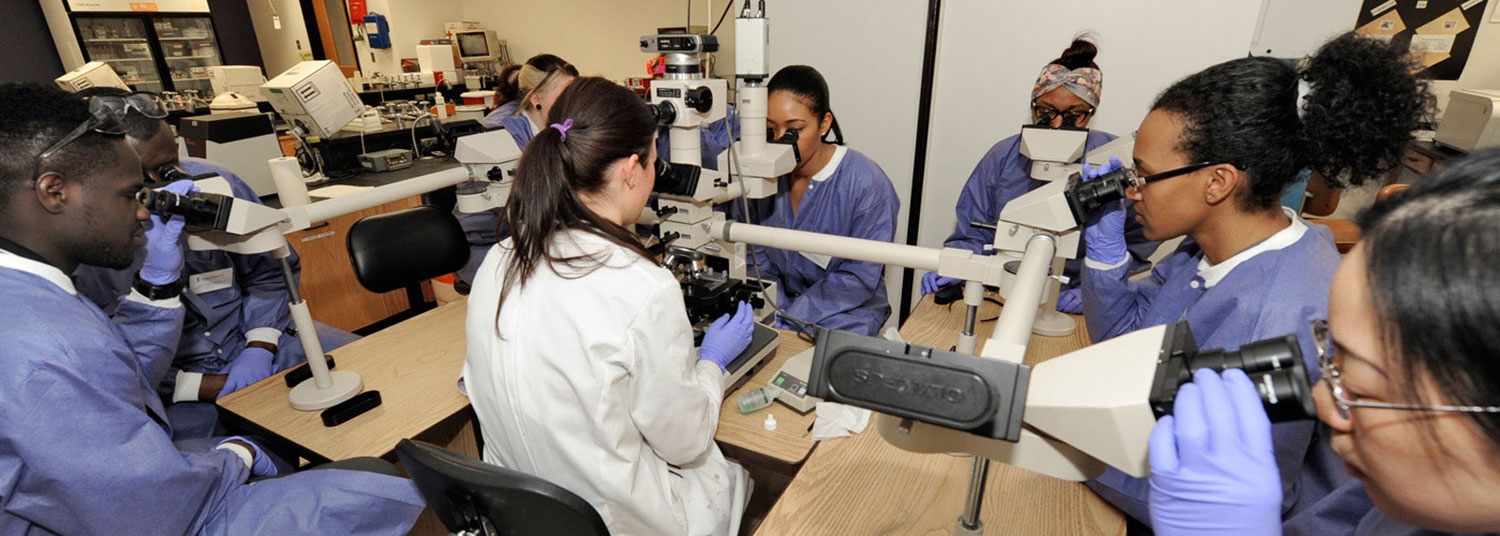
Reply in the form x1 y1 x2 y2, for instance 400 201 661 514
289 370 365 411
1031 309 1077 337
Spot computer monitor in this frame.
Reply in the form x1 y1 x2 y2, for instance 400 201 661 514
456 30 500 63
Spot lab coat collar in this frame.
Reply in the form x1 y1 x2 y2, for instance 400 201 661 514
810 145 848 183
1195 207 1306 289
0 246 76 295
527 114 543 138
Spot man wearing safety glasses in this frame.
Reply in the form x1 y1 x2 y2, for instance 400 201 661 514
0 83 425 534
71 88 359 440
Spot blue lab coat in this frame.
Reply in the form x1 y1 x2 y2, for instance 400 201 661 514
1081 211 1351 527
479 100 519 131
1282 478 1480 535
73 158 359 438
944 130 1157 284
0 247 424 535
737 146 899 336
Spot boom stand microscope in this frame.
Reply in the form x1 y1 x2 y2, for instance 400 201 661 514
139 130 522 411
639 5 798 392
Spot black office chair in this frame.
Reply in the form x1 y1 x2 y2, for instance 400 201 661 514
395 439 610 536
346 205 469 314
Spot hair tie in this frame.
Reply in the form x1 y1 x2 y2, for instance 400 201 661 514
550 118 574 141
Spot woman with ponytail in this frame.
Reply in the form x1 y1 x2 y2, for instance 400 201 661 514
463 77 755 536
461 54 579 289
481 53 578 146
924 37 1157 313
741 64 900 336
1079 33 1432 531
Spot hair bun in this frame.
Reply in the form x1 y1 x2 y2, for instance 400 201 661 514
1053 38 1099 70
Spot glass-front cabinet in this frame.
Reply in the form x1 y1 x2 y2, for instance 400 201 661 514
154 17 222 95
76 17 163 92
73 14 225 97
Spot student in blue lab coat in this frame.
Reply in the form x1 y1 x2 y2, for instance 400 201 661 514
734 65 900 336
1078 33 1432 531
0 83 423 535
71 88 359 440
1149 149 1500 536
922 37 1155 313
477 63 523 130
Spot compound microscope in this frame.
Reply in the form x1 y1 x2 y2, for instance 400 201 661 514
138 129 523 414
637 2 801 393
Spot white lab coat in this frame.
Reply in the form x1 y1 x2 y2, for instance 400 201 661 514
463 230 750 536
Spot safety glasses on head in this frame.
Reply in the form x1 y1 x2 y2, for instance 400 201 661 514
92 91 169 120
1311 319 1500 420
30 97 129 183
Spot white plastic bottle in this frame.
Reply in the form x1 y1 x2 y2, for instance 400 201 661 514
737 386 781 414
435 92 449 119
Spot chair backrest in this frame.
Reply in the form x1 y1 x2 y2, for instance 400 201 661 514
346 205 469 293
394 439 610 536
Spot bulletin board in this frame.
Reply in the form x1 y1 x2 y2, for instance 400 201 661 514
1355 0 1488 80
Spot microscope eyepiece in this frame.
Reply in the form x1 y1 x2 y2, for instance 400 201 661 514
156 164 195 183
1149 322 1317 423
136 184 236 231
1063 166 1133 225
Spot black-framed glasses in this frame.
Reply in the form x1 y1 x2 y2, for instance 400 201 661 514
1311 319 1500 419
30 98 128 184
1119 161 1222 191
1032 104 1094 128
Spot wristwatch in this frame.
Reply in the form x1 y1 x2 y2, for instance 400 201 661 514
133 273 184 300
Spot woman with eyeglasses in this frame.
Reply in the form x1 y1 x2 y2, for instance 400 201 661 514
1149 148 1500 535
1078 33 1432 531
924 37 1155 313
734 64 900 336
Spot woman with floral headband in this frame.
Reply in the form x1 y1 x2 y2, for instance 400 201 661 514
924 36 1156 312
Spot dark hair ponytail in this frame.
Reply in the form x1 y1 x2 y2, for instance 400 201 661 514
496 63 524 104
1152 33 1433 210
768 64 844 145
1050 37 1099 70
496 77 656 319
1356 148 1500 449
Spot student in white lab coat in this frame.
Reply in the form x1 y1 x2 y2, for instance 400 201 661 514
463 77 757 536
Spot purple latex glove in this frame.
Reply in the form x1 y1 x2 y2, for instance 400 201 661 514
921 271 960 296
218 436 279 477
1055 287 1083 314
218 347 275 398
1148 368 1282 536
1081 157 1128 265
139 179 197 285
699 301 754 372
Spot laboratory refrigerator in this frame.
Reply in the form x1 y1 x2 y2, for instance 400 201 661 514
65 12 226 97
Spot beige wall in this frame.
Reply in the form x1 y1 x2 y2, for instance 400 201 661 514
246 0 315 76
458 0 738 81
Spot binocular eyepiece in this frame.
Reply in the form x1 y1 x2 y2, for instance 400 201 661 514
1149 322 1317 422
1064 166 1133 226
136 171 235 231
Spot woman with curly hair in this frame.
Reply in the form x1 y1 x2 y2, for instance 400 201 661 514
1079 32 1432 531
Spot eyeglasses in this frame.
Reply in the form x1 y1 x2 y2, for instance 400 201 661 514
30 97 129 184
92 91 169 120
1311 319 1500 419
1118 161 1222 192
1032 104 1094 128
